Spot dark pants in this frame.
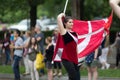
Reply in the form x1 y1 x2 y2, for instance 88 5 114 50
53 62 62 69
5 49 11 65
62 59 80 80
12 55 22 80
116 53 120 67
116 48 120 67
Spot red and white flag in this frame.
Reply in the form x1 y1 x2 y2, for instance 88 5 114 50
53 13 113 63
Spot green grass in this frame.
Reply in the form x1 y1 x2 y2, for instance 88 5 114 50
80 68 120 78
0 65 120 78
0 65 25 74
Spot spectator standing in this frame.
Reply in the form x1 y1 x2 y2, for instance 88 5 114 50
85 48 99 80
10 30 24 80
22 31 31 75
112 32 120 69
27 36 40 80
34 25 44 54
52 28 62 77
99 35 110 69
2 31 11 65
99 47 110 69
45 36 54 80
34 25 45 75
9 30 14 59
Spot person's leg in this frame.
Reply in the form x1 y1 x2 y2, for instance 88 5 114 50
53 62 57 76
5 49 9 65
47 69 53 80
116 53 119 68
105 62 110 69
101 62 106 69
87 67 92 80
92 67 98 80
57 62 62 76
23 55 30 74
62 59 79 80
118 53 120 66
5 49 11 65
58 62 62 69
75 65 80 80
28 60 35 80
12 55 21 80
34 60 39 80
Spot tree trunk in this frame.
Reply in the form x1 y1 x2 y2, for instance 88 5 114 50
71 0 80 19
71 0 85 19
80 0 85 20
30 5 37 30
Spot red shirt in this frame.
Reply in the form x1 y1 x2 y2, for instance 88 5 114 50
62 32 78 64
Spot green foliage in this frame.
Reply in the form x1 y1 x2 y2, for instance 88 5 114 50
0 0 29 23
37 5 49 18
43 30 53 38
43 0 65 17
83 0 119 31
0 0 119 32
84 0 111 19
0 31 5 42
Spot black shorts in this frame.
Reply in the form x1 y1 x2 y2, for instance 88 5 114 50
46 61 53 69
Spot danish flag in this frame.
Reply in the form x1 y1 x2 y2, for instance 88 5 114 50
52 13 113 63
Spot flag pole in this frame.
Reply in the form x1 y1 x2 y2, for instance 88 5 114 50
63 0 69 14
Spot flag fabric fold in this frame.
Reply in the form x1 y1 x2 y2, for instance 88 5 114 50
53 13 113 63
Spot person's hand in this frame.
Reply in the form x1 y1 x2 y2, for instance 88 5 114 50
57 13 65 18
109 0 120 4
0 44 3 48
10 45 15 49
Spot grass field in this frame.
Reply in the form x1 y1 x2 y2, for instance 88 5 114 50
0 65 120 78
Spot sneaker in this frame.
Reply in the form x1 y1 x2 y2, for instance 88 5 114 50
53 72 57 76
22 73 30 76
58 72 62 77
106 64 110 69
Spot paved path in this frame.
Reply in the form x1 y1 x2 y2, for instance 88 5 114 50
0 73 120 80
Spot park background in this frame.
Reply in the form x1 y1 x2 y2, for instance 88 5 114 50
0 0 120 79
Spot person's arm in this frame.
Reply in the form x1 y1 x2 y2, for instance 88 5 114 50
23 39 30 48
94 48 98 60
109 0 120 18
10 39 23 49
24 42 29 48
57 13 66 35
36 36 42 42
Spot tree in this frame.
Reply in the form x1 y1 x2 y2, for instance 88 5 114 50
71 0 85 19
28 0 44 30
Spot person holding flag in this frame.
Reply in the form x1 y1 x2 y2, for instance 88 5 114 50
109 0 120 18
57 13 80 80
